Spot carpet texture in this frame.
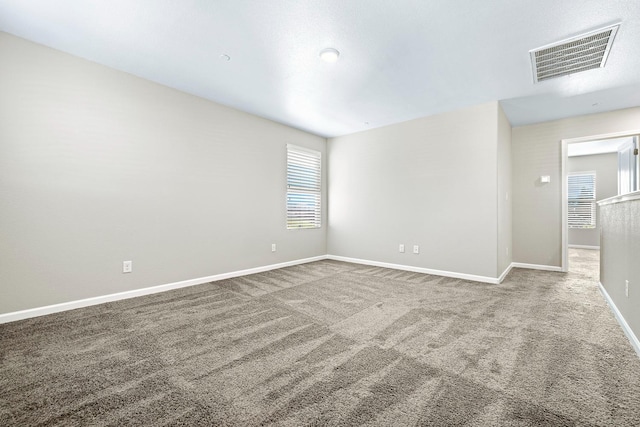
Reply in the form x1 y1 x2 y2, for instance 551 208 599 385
1 249 639 426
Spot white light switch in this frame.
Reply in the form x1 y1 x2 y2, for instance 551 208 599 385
626 280 629 297
541 175 551 183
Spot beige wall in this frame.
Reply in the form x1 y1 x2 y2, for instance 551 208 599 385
599 193 640 350
497 104 512 275
328 102 502 279
0 33 327 314
568 153 618 247
512 107 640 267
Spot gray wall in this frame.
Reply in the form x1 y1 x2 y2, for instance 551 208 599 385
497 105 513 275
568 153 618 247
599 193 640 348
328 102 503 279
512 107 640 267
0 33 327 314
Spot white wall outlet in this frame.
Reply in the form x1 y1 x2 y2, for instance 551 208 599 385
123 260 132 273
540 175 551 183
399 244 405 253
272 243 276 252
626 280 629 297
413 245 419 254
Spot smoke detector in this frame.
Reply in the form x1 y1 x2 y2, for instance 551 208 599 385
530 24 619 83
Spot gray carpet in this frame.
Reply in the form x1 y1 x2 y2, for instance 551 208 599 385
1 249 639 426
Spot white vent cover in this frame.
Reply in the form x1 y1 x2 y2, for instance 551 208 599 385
530 24 619 83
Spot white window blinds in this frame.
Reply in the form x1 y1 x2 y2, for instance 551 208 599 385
568 173 596 228
287 145 321 229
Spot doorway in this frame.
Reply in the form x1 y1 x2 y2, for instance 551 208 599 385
561 132 640 272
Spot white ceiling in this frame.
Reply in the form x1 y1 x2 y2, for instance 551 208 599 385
1 0 639 137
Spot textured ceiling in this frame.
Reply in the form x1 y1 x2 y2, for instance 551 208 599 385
1 0 639 137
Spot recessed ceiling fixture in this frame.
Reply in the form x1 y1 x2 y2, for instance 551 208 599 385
530 24 619 83
319 48 340 63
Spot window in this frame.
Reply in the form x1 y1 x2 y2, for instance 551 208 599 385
568 172 596 228
287 144 321 229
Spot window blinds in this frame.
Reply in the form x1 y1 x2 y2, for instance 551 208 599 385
568 173 596 228
287 145 321 229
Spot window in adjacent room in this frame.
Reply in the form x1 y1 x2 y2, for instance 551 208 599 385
568 172 596 228
286 144 321 229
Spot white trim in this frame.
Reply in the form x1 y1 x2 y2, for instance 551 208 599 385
568 244 600 250
0 255 328 324
598 282 640 358
326 255 501 284
597 190 640 206
511 262 564 272
562 138 569 272
498 263 514 283
561 130 640 145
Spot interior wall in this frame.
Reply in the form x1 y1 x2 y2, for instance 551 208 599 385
328 102 500 279
568 153 618 247
512 107 640 267
599 194 640 349
0 33 327 315
497 104 513 275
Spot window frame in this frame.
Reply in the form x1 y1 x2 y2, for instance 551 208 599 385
567 171 596 229
286 144 322 230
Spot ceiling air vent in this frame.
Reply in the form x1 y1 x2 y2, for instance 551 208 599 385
530 24 619 83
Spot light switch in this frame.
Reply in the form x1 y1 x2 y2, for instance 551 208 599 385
540 176 551 183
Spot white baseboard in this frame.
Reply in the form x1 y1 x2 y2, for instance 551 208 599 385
327 255 501 284
511 262 564 272
598 282 640 358
498 263 514 283
568 244 600 250
0 255 328 324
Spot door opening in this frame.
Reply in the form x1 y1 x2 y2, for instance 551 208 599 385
561 132 640 272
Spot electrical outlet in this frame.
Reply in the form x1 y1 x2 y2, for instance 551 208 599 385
272 243 276 252
626 280 629 297
123 260 132 273
413 245 419 254
399 244 405 253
